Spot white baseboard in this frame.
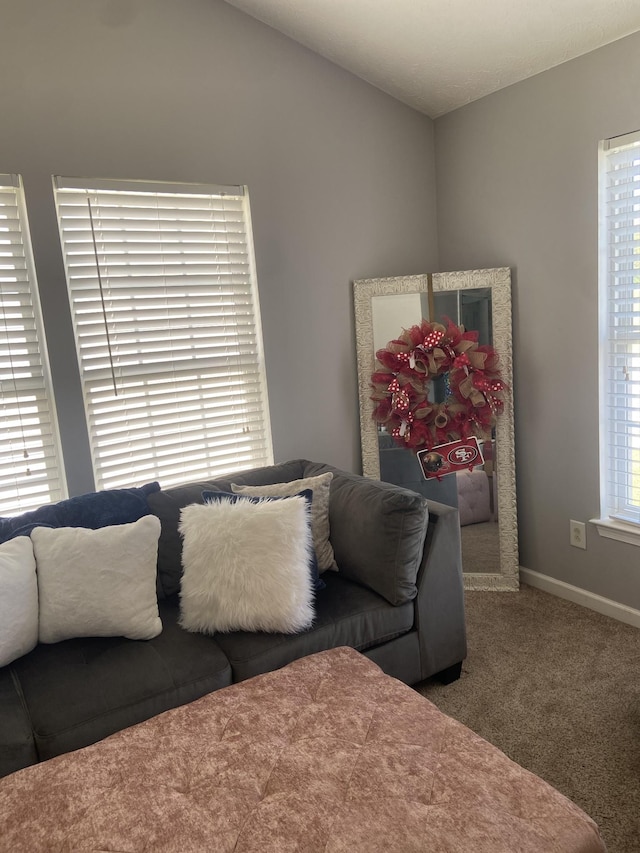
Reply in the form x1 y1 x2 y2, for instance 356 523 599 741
519 567 640 630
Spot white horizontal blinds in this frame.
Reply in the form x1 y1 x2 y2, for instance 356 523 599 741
54 178 272 490
0 175 65 515
602 131 640 523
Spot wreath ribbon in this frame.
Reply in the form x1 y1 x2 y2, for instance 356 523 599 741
371 317 508 453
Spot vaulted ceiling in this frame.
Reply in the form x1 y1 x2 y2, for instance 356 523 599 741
223 0 640 118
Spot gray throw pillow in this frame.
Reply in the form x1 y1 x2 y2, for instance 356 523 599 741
324 470 429 606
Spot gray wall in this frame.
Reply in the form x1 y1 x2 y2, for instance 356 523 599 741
435 31 640 609
0 0 438 495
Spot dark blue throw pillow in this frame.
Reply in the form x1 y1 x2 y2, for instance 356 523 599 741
0 482 161 543
201 488 326 592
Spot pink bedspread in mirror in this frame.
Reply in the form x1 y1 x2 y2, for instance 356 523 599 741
0 646 606 852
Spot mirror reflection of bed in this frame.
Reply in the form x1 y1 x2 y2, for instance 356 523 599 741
354 269 518 589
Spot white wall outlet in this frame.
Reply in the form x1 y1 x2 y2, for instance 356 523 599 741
570 520 587 549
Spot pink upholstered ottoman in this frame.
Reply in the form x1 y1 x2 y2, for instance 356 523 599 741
0 647 606 852
456 468 492 525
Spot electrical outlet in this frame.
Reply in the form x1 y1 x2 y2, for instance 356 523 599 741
570 520 586 549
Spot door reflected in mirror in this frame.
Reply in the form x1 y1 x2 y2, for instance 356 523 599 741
355 269 518 591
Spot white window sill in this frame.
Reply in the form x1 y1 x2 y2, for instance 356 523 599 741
590 517 640 546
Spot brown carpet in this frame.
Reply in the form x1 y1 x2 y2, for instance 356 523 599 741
460 520 500 573
417 584 640 853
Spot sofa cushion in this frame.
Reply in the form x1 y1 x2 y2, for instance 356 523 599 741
0 537 38 667
32 516 162 644
303 462 428 606
214 572 414 682
231 471 337 571
179 493 315 634
0 482 160 542
147 460 307 598
11 597 232 763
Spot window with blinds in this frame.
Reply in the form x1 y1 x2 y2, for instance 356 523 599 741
54 177 273 490
0 175 65 515
599 130 640 527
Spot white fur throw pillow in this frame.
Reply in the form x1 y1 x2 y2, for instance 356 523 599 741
179 495 315 634
32 515 162 644
0 537 39 667
231 471 337 571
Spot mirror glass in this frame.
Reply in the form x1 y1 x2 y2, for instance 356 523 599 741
354 269 518 591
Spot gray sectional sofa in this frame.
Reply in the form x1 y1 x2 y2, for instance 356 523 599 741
0 459 467 779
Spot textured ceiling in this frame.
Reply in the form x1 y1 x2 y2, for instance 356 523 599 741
223 0 640 118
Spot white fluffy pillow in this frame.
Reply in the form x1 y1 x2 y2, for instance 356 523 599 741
179 495 314 634
32 515 162 644
231 471 337 571
0 537 39 667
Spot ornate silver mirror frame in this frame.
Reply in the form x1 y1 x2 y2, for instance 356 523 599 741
354 267 519 591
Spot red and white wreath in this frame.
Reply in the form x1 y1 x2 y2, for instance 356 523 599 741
371 318 508 453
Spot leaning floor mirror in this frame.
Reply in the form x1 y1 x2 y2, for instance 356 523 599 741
354 268 519 591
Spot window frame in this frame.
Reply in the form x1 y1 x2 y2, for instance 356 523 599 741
53 176 273 491
594 130 640 545
0 174 66 515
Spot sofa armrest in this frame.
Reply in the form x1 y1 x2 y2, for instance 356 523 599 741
0 667 38 777
413 499 467 680
306 461 466 681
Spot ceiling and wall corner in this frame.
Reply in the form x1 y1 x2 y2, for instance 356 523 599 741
222 0 640 118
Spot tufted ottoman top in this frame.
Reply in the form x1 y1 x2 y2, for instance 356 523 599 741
0 646 605 852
